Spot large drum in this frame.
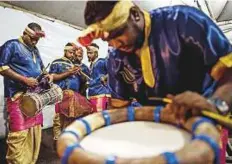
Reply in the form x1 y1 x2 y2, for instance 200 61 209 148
20 84 63 117
57 106 221 164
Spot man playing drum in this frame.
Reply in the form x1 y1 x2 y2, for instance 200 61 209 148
86 43 111 112
78 1 232 163
73 45 90 97
0 22 53 164
50 43 93 143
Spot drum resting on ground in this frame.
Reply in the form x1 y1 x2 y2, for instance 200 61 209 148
57 106 221 164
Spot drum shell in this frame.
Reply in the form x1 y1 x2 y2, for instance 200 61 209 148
20 84 63 117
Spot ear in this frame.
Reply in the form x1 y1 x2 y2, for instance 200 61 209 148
129 6 141 22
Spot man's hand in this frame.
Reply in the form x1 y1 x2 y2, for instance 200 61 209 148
68 66 81 75
166 91 218 124
23 77 38 87
100 75 108 86
44 74 53 83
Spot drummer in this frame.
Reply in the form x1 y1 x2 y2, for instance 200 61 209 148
0 22 53 164
80 1 232 163
49 43 84 142
73 45 90 96
86 43 111 112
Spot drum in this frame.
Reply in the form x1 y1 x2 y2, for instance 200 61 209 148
57 106 221 164
20 84 63 117
57 90 94 118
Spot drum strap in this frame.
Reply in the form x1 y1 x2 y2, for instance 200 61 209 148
153 106 164 122
78 118 91 135
192 117 216 134
61 143 81 164
102 111 111 126
162 152 179 164
105 155 117 164
62 130 79 140
127 106 135 121
193 135 220 164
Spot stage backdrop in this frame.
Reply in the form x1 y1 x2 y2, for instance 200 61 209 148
0 6 108 138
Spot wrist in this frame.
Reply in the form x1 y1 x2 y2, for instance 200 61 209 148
21 76 28 84
207 97 230 115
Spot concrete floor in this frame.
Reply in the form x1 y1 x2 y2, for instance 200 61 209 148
0 128 60 164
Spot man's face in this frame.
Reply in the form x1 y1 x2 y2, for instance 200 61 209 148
23 34 40 47
65 49 75 61
87 47 97 62
104 10 144 53
23 28 41 47
75 48 83 63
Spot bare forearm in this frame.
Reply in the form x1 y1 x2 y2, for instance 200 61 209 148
0 68 26 83
52 71 71 81
212 68 232 107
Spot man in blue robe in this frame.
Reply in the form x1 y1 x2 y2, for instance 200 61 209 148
78 1 232 163
86 43 111 112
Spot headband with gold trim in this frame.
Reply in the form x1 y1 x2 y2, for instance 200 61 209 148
24 26 45 38
77 0 134 46
64 46 75 51
87 46 99 52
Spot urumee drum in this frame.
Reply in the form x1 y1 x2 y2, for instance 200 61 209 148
57 106 221 164
20 84 63 117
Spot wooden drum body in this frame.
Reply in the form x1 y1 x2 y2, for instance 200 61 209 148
57 106 221 164
20 84 63 117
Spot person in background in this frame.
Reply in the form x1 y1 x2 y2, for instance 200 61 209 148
79 1 232 163
73 44 90 96
50 43 92 144
0 22 52 164
86 43 111 112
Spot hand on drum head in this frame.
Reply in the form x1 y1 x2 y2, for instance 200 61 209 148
166 91 218 124
23 77 38 87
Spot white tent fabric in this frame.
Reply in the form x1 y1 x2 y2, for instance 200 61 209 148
0 6 108 138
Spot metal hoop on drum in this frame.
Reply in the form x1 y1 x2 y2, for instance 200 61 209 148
57 106 221 164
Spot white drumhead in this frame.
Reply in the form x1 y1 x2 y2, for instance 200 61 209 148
80 121 191 158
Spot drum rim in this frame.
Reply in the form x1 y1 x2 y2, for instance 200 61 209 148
57 106 221 164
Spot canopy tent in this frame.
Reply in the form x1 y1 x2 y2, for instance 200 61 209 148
5 0 232 42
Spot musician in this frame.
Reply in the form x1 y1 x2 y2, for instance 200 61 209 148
80 1 232 163
73 45 90 96
0 23 52 164
86 43 111 112
50 43 93 142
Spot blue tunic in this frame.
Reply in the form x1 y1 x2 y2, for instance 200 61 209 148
74 62 90 96
88 58 110 97
0 38 44 98
49 57 81 92
107 6 232 105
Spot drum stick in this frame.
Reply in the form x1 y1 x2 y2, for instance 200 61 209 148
79 70 91 80
36 63 51 80
148 97 232 129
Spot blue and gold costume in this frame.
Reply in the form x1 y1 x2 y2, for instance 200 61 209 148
0 37 44 164
49 57 81 92
88 58 110 98
0 38 44 98
107 6 232 105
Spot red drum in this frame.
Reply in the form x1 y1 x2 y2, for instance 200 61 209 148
57 90 94 118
